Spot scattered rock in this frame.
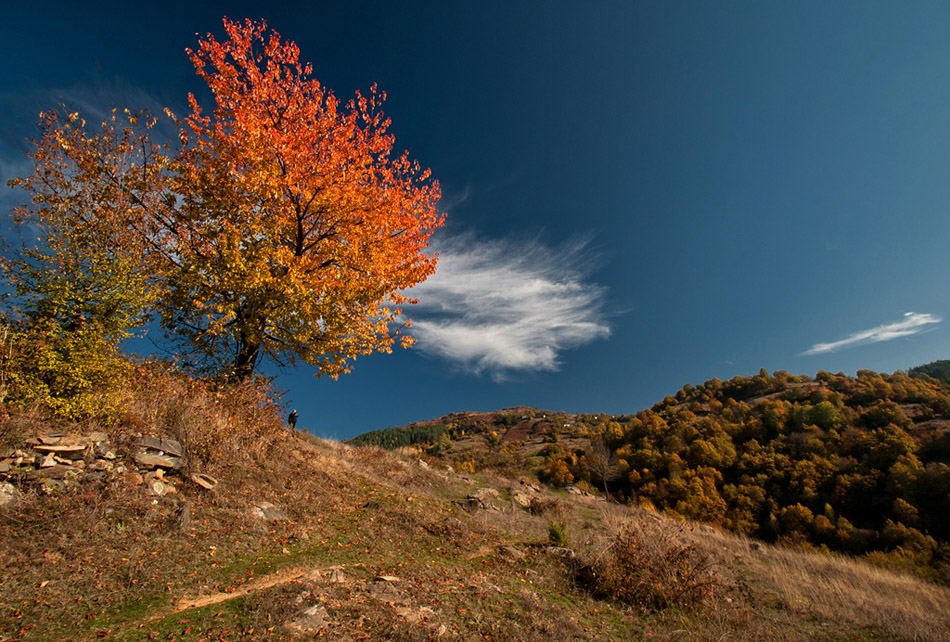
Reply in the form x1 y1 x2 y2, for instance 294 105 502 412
284 604 329 637
36 454 57 468
178 500 191 530
510 491 532 508
499 545 525 560
0 482 20 508
190 473 218 490
375 575 400 582
545 546 576 559
146 480 167 496
251 501 290 521
326 568 346 584
472 487 500 502
0 463 9 474
563 484 581 495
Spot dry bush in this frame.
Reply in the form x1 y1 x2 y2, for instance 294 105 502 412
119 362 287 471
580 519 719 612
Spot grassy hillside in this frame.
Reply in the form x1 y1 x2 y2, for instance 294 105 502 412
354 369 950 584
2 367 950 641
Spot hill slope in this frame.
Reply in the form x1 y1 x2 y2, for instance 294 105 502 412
354 369 950 583
1 367 949 641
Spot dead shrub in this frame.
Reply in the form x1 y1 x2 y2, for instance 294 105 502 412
528 495 559 515
580 520 719 612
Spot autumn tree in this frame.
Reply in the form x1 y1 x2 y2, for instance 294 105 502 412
5 18 444 384
2 110 163 418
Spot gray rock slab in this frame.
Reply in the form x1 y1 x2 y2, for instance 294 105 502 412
134 436 183 457
134 451 183 469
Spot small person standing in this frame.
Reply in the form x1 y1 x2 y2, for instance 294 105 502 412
288 410 298 430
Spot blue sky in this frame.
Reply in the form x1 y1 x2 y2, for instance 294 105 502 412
4 2 950 439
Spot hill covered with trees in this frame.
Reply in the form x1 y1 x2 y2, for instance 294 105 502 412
354 368 950 582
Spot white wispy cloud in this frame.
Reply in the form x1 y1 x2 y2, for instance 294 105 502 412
802 312 941 356
406 233 610 380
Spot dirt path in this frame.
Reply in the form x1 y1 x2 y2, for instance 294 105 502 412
122 563 342 634
170 565 313 613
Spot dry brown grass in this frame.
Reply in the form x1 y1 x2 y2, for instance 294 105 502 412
676 520 950 642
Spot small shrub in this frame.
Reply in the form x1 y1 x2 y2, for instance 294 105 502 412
549 520 570 548
582 521 718 612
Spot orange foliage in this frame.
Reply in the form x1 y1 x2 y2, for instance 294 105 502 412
9 18 445 382
165 18 445 379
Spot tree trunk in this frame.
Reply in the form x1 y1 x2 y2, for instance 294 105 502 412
232 333 261 382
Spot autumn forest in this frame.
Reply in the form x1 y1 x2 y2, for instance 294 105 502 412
354 367 950 583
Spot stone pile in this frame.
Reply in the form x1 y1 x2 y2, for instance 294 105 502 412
0 431 217 507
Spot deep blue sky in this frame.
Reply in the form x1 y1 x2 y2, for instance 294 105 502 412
4 2 950 439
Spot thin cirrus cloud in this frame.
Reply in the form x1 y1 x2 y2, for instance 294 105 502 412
405 233 611 381
802 312 941 356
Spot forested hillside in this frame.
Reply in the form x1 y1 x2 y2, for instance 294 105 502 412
355 369 950 582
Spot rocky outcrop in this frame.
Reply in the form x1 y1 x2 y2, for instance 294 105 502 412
0 431 218 506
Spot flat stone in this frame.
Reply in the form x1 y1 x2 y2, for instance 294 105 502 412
134 451 182 469
134 436 183 457
375 575 400 582
500 545 525 560
190 473 218 490
0 462 10 474
37 435 61 445
34 445 86 460
87 431 109 443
